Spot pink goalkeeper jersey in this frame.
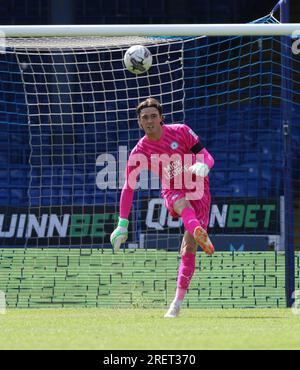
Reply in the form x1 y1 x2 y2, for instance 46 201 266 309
120 123 214 219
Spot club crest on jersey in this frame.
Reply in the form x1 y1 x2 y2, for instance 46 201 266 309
170 141 179 150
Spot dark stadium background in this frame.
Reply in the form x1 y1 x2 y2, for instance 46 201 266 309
0 0 298 25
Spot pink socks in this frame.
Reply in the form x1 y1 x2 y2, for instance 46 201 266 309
175 252 196 301
181 207 200 236
173 208 199 303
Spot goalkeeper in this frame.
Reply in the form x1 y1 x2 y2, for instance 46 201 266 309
110 97 215 318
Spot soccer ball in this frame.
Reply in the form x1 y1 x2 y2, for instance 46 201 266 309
123 45 153 75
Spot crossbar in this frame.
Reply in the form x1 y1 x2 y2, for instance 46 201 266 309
1 24 300 37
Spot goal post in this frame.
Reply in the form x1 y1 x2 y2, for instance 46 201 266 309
280 0 295 309
0 13 299 309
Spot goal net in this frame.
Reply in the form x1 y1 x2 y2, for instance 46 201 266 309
0 13 299 308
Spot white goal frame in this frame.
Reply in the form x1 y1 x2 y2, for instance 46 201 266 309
0 23 300 37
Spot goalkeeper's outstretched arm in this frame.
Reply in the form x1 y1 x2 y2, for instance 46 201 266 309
109 186 134 251
110 153 140 251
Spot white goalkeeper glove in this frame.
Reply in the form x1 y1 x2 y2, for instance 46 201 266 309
110 217 129 252
189 162 210 177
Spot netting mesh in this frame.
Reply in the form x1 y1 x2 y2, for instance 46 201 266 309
5 36 175 50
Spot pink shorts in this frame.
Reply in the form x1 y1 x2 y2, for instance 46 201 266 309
162 189 211 231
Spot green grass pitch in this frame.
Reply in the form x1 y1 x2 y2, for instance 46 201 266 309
0 308 300 350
